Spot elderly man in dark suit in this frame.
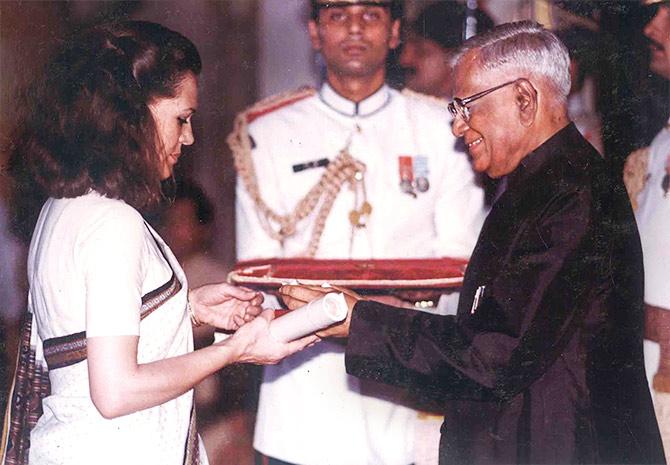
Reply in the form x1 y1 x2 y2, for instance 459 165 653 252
281 21 665 464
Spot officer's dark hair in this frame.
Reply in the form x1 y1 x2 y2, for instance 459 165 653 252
309 1 403 22
556 27 601 90
410 2 494 50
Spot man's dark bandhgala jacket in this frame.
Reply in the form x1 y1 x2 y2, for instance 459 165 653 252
345 124 665 464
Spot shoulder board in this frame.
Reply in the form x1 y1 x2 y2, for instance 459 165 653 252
401 88 449 106
244 87 317 124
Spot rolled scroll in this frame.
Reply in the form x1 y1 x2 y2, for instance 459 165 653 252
269 292 348 342
213 292 348 344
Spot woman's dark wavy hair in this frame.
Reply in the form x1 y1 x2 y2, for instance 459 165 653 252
8 20 201 239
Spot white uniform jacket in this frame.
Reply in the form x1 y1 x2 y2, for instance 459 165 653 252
235 83 486 465
636 119 670 310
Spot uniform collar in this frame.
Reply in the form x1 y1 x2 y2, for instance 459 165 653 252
319 82 391 117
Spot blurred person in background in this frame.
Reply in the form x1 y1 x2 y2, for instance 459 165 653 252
624 0 670 456
0 184 27 417
556 27 604 155
229 0 486 464
2 20 314 465
160 179 228 289
399 1 494 99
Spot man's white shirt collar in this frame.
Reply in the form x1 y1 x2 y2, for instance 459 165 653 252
319 82 391 117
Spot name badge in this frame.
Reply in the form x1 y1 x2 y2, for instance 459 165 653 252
292 157 330 173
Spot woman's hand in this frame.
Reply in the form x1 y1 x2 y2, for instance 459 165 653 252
224 309 318 364
278 285 360 338
188 283 263 330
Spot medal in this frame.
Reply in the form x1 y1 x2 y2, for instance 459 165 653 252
399 179 414 196
413 156 430 193
415 177 430 192
398 156 416 196
398 156 430 195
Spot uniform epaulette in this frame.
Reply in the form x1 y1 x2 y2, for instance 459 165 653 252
401 88 449 106
243 87 317 124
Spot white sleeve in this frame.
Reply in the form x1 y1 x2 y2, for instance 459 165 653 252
79 204 146 337
235 128 285 262
433 147 487 259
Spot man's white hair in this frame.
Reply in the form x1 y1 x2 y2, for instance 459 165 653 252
452 21 571 101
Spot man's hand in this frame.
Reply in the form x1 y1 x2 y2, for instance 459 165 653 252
188 283 263 330
278 284 360 338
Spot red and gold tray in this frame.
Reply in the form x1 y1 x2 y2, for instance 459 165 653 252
228 257 468 300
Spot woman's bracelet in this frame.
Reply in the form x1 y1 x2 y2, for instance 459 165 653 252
187 299 203 327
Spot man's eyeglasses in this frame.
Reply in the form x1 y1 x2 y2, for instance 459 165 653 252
448 79 520 122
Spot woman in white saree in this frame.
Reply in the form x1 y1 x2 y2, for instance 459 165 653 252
1 20 316 465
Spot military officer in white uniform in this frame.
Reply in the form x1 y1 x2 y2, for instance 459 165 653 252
625 0 670 456
229 1 486 464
